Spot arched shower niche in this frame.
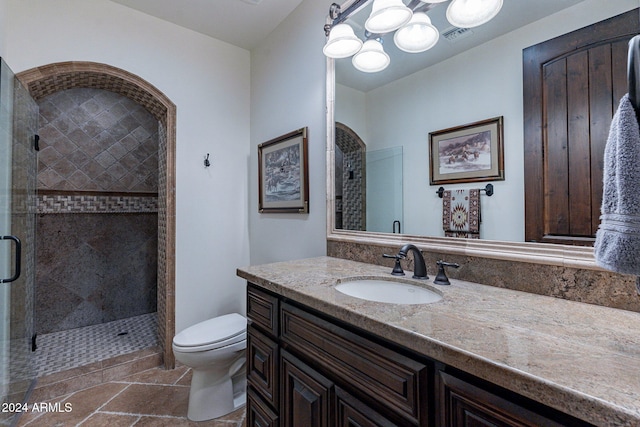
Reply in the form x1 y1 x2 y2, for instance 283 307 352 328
17 62 176 369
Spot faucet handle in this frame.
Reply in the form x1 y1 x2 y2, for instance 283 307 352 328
382 253 405 276
434 260 460 285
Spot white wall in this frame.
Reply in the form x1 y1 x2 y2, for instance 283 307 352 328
249 0 335 264
5 0 251 332
338 0 636 241
0 0 7 57
336 83 368 142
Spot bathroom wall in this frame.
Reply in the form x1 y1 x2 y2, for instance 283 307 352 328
249 0 335 265
0 0 6 58
5 0 251 333
35 88 158 334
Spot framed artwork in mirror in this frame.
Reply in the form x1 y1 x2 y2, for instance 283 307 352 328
258 127 309 213
429 116 504 185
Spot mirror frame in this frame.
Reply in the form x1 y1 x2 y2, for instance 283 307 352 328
324 0 599 271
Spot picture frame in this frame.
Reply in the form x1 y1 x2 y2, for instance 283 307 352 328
429 116 504 185
258 127 309 213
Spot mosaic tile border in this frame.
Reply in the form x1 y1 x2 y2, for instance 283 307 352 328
37 194 158 214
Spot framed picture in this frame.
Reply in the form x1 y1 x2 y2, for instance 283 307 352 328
429 116 504 185
258 127 309 213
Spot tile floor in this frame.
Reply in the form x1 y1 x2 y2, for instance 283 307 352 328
35 313 158 377
16 365 246 427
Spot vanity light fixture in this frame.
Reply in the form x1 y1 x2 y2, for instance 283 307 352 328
323 0 503 73
323 23 364 58
446 0 503 28
352 39 390 72
365 0 413 34
394 12 439 53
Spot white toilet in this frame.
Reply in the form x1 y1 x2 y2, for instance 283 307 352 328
172 313 247 421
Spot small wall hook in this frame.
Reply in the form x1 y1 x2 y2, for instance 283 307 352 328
204 153 210 167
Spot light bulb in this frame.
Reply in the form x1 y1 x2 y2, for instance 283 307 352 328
352 39 390 73
365 0 413 34
323 23 363 58
394 13 439 53
446 0 503 28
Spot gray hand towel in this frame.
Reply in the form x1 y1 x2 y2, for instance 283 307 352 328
594 94 640 292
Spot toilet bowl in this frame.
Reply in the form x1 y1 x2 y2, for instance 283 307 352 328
172 313 247 421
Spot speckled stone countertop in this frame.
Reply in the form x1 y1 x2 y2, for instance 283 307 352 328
237 256 640 427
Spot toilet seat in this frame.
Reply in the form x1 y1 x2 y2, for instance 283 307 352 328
173 313 247 353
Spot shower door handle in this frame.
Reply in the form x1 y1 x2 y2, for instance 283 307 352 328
1 235 21 284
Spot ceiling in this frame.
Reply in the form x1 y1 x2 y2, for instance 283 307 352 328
109 0 588 92
336 0 586 92
108 0 306 50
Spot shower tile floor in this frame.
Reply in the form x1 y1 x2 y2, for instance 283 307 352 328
35 313 158 377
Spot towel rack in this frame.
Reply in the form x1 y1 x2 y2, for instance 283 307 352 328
628 35 640 115
436 183 494 198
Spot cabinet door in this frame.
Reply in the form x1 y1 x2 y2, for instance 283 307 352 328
248 325 279 409
335 386 400 427
248 386 279 427
281 350 333 427
438 371 566 427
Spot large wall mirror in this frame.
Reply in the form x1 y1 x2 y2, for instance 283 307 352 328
326 0 638 267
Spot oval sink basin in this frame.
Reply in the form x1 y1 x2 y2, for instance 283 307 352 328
335 279 442 305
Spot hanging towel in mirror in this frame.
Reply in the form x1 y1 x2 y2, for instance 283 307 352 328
442 189 480 239
594 94 640 294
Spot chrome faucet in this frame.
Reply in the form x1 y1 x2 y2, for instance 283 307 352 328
383 244 428 280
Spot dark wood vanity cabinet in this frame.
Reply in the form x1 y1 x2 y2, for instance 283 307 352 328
246 283 430 426
246 283 591 427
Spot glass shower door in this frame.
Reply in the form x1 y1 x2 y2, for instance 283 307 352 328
366 146 403 233
0 58 38 423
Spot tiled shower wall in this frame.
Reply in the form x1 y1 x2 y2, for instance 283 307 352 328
36 88 158 334
335 124 365 231
38 88 157 192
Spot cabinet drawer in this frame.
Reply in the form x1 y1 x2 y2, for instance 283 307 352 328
248 325 279 410
247 284 279 337
281 302 429 425
438 370 575 427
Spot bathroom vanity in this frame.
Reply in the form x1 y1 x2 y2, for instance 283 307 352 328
237 256 640 427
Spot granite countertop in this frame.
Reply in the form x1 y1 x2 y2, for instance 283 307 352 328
237 256 640 427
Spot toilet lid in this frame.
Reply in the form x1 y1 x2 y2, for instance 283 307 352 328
173 313 246 348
